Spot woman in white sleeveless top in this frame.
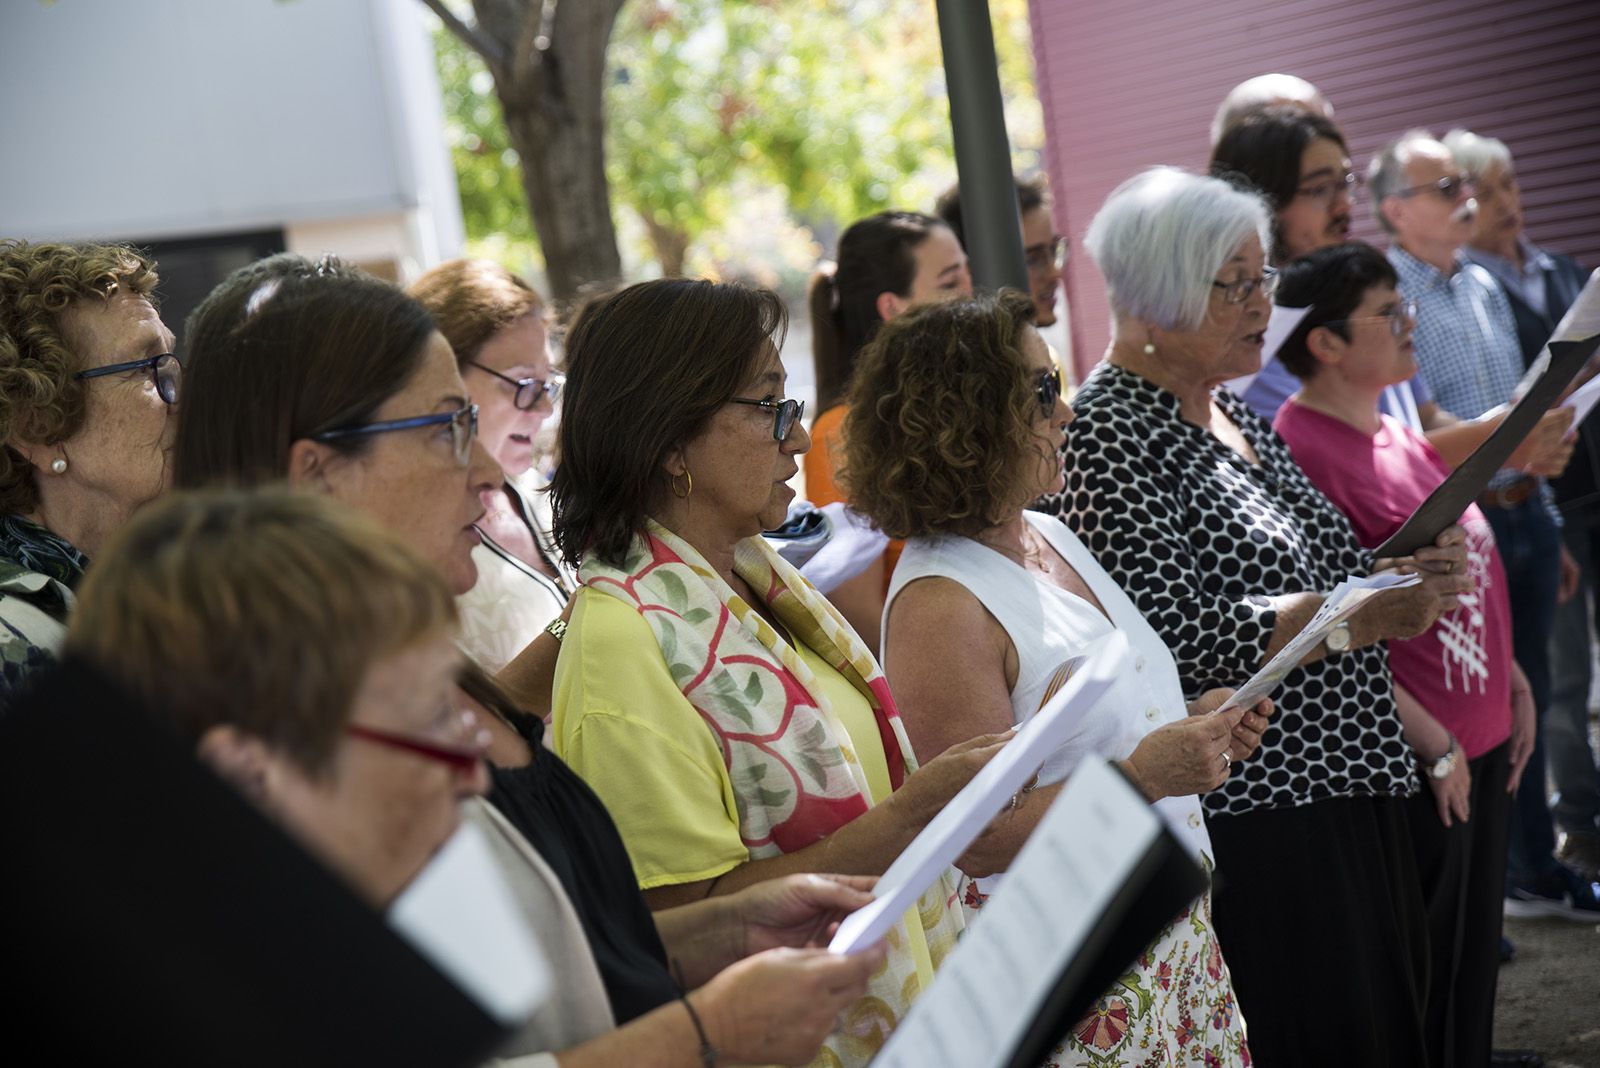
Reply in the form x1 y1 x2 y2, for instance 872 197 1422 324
839 291 1273 1068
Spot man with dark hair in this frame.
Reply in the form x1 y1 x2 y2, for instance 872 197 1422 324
1375 130 1598 922
935 172 1063 326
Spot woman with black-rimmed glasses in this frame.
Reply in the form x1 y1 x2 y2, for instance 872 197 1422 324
0 239 180 701
408 260 577 702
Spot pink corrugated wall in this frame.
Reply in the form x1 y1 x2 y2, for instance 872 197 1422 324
1028 0 1600 380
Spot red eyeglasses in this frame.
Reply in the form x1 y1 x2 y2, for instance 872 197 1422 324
343 714 490 775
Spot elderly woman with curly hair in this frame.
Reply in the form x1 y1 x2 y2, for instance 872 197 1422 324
1046 166 1474 1065
550 277 1018 1067
0 240 180 700
842 289 1270 1067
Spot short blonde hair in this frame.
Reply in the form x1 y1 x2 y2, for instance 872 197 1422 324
841 290 1041 539
66 487 458 776
0 240 158 513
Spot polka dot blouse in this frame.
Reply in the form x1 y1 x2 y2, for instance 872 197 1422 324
1043 363 1416 817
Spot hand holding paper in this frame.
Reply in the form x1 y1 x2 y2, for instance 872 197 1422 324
829 631 1129 957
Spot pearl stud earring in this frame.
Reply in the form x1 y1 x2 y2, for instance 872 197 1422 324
50 458 67 474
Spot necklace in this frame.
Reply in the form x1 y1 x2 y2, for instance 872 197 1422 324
983 525 1055 576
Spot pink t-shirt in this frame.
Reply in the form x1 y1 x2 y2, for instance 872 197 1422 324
1274 400 1512 759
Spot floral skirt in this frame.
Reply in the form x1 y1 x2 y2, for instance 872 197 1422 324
1042 891 1249 1068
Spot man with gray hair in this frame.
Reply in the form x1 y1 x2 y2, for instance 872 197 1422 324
1373 130 1599 922
1447 127 1600 880
1209 72 1334 146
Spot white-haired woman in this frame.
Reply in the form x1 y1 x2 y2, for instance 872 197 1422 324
1044 167 1471 1066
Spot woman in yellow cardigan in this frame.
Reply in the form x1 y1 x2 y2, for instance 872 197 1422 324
550 278 1011 1068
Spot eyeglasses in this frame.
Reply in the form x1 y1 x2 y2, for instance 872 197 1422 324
75 352 182 405
344 710 490 775
1212 268 1279 305
730 396 805 442
1395 175 1472 201
466 361 564 411
1024 237 1067 275
1295 171 1361 204
1033 365 1064 418
312 403 480 466
1323 301 1418 339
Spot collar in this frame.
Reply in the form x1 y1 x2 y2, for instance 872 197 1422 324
0 514 87 589
1387 244 1456 292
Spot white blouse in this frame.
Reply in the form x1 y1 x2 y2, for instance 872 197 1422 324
886 510 1212 863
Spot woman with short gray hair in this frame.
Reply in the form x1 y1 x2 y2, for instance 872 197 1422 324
1043 166 1470 1066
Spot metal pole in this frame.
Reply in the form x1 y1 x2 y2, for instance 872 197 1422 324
934 0 1028 293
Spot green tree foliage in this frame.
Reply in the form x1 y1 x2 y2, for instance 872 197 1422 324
431 0 1042 281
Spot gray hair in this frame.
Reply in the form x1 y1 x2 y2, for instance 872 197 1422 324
1442 128 1513 181
1210 73 1333 146
1368 129 1440 235
1085 167 1272 331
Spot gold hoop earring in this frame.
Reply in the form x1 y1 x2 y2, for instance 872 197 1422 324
670 469 693 499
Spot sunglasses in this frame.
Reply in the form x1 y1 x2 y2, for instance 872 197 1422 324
730 396 805 441
312 403 480 466
75 352 182 406
343 712 489 775
467 361 564 411
1034 365 1064 417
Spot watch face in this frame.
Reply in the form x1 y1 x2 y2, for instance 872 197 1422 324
1326 624 1351 652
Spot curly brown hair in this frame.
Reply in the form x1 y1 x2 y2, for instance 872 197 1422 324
840 290 1041 539
0 240 158 514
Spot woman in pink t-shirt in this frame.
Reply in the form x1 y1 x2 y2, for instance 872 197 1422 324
1269 241 1535 1068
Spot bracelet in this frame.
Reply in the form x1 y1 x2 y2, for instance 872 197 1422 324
545 617 568 643
671 960 718 1068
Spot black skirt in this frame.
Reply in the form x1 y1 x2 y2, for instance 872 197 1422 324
1205 793 1429 1068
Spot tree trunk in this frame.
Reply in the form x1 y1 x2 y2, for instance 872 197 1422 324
434 0 627 301
640 211 689 277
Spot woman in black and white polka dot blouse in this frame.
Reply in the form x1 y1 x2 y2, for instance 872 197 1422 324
1048 167 1472 1068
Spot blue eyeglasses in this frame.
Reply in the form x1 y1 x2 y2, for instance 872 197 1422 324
75 352 182 405
312 403 480 466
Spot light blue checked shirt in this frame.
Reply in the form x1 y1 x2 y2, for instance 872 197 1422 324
1388 244 1551 504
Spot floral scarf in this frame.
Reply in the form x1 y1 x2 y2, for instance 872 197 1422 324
0 514 87 588
582 520 964 1065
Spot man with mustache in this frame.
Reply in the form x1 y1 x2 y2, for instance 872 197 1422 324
1373 130 1600 924
1448 127 1600 882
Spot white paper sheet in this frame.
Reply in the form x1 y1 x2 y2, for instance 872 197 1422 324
1217 571 1420 712
388 818 552 1025
1222 304 1313 396
828 630 1129 956
1513 268 1600 399
1562 371 1600 426
871 760 1161 1068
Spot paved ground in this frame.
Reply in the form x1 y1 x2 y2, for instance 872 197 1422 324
1495 912 1600 1067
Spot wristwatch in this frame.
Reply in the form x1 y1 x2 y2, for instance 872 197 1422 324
1324 620 1352 654
1422 738 1459 780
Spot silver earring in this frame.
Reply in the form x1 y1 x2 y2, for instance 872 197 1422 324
1143 342 1156 355
50 458 67 474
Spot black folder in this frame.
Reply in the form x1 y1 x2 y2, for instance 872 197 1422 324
0 661 508 1067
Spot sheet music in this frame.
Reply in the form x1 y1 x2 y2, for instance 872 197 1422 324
1511 267 1600 399
1223 304 1313 396
1217 572 1419 712
872 760 1160 1068
1563 372 1600 426
828 631 1129 956
389 817 552 1025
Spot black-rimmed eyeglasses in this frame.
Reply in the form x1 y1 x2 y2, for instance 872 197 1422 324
1034 365 1065 418
75 352 182 405
311 403 480 466
730 397 805 441
466 361 564 411
1212 268 1279 305
1396 175 1472 202
1323 301 1418 339
1295 171 1362 204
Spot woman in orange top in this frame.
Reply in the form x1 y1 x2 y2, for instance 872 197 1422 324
806 211 973 649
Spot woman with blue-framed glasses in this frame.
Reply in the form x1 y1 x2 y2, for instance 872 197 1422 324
0 239 179 702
